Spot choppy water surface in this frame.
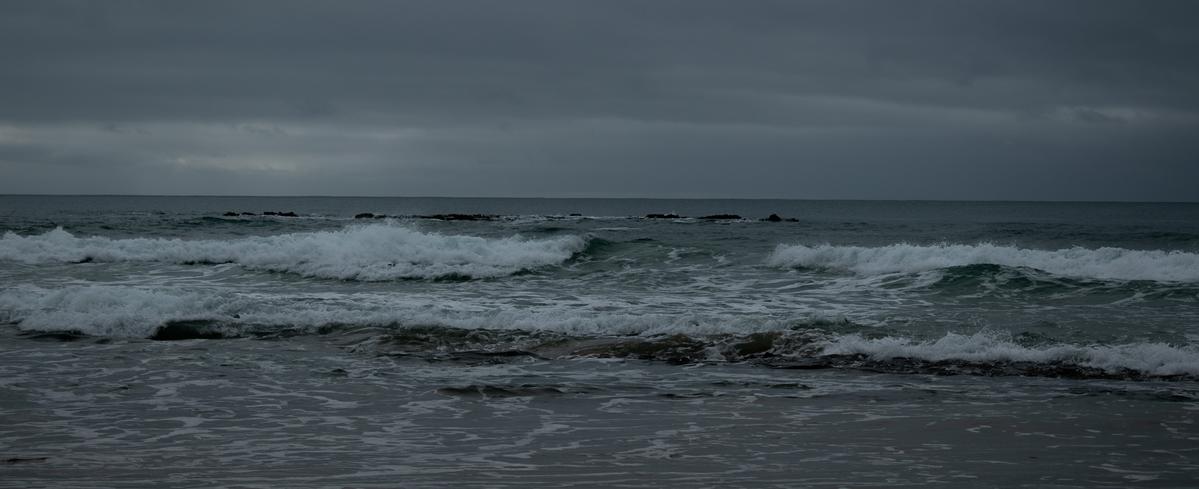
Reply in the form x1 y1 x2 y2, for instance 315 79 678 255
2 196 1198 487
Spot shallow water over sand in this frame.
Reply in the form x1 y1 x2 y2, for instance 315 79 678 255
3 330 1197 488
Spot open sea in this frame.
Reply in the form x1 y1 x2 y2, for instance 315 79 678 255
2 195 1198 487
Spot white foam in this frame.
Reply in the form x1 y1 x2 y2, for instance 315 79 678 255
821 331 1199 376
0 285 234 337
767 243 1199 282
0 224 588 280
4 285 1195 377
0 285 819 338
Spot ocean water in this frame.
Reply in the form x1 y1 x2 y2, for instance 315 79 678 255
2 195 1198 487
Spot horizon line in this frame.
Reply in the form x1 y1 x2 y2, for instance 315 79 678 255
0 193 1197 204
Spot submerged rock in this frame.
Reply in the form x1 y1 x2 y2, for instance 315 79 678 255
222 211 239 217
3 457 49 465
732 332 781 356
436 384 578 398
20 331 86 342
354 212 376 219
151 321 226 341
644 213 681 219
571 334 709 365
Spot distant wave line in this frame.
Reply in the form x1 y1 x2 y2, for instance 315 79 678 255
768 243 1199 282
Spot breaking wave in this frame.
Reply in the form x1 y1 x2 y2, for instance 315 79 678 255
767 243 1199 282
0 286 233 338
3 285 1196 379
0 225 588 280
820 331 1199 378
0 285 801 339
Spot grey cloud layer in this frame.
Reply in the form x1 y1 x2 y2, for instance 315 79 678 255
2 1 1197 199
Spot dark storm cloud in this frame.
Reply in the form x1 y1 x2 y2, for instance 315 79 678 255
1 0 1197 199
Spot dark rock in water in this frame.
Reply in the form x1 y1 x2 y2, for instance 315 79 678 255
240 212 256 216
764 357 834 369
700 214 742 220
569 213 582 217
4 457 49 465
571 334 708 365
354 212 376 219
223 211 239 217
151 321 225 341
355 325 569 365
761 214 798 222
420 213 497 221
262 211 279 216
374 214 388 219
733 332 780 356
644 213 681 219
21 331 86 342
437 384 571 398
277 211 298 217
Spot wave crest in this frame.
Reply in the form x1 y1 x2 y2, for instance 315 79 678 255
0 225 588 280
767 243 1199 282
820 331 1199 378
3 286 1196 379
0 286 231 338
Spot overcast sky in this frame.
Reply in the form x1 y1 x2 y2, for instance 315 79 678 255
1 1 1197 200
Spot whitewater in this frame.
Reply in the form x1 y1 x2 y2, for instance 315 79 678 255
2 196 1198 487
768 242 1199 282
0 225 588 280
